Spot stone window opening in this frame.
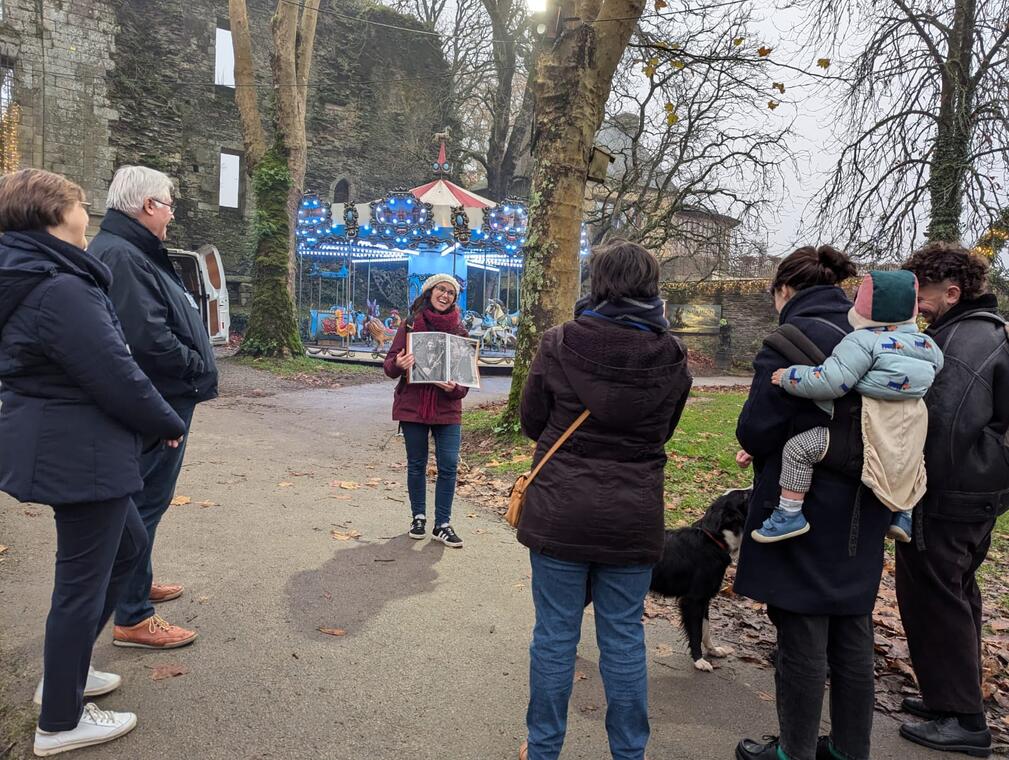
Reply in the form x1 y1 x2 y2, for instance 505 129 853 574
219 150 242 210
331 178 351 204
215 26 235 88
0 58 12 115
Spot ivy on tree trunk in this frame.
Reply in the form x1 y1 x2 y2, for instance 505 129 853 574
240 146 304 357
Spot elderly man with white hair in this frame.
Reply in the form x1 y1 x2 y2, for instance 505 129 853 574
89 165 218 650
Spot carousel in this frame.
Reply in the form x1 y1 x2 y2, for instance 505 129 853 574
295 140 589 369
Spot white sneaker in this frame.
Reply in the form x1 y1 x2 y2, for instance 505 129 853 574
33 666 122 706
34 703 136 756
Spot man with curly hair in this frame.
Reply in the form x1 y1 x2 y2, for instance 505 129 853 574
896 241 1009 757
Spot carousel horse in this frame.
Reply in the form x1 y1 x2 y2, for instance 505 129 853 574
320 309 358 341
384 310 403 332
364 299 397 355
485 299 520 328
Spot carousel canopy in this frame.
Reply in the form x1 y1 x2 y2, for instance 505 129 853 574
297 140 588 269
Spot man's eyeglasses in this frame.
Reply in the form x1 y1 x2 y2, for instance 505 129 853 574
150 198 177 213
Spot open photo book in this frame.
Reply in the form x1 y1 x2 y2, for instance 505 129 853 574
407 332 482 388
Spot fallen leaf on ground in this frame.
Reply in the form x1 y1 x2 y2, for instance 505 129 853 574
150 664 189 681
277 482 294 488
318 627 347 637
197 596 209 604
333 481 361 490
288 471 314 477
654 643 675 657
198 500 218 508
169 496 191 506
329 495 352 501
0 545 6 555
574 671 588 681
331 529 362 541
758 691 775 702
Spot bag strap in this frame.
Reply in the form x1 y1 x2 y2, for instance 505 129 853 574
763 323 827 366
808 316 849 338
526 410 591 486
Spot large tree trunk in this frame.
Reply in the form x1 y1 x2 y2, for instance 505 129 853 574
927 0 977 242
503 0 645 425
242 145 304 357
229 0 320 357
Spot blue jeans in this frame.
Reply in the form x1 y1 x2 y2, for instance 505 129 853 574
401 422 461 526
526 551 653 760
42 497 147 730
115 399 196 627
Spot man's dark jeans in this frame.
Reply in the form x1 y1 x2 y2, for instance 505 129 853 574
41 497 147 731
114 399 196 627
768 606 874 760
896 516 995 715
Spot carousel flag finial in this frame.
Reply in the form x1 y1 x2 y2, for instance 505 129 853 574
432 127 452 175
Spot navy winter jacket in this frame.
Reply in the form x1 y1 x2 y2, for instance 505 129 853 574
88 210 218 402
0 231 186 505
733 285 891 615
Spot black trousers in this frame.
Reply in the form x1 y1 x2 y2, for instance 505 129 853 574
895 516 995 715
768 607 875 760
39 497 147 731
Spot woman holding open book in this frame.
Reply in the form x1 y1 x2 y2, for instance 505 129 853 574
383 274 470 548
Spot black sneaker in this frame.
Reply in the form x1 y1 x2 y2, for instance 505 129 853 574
432 525 463 548
409 516 427 540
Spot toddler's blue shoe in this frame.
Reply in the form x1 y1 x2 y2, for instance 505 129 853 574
752 508 810 543
888 511 913 543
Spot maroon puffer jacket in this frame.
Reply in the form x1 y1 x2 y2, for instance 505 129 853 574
383 308 470 425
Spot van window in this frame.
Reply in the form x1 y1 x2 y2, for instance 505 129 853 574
205 249 223 289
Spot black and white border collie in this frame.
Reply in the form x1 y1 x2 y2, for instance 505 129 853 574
649 488 750 672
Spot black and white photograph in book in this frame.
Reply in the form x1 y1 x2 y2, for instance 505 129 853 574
407 332 481 388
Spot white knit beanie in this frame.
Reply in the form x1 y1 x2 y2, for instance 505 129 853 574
421 274 459 296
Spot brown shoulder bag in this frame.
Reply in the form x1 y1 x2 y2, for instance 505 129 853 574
505 410 590 529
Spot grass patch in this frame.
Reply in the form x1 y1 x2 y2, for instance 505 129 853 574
663 391 750 524
226 354 382 383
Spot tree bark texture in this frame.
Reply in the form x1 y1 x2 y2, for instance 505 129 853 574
503 0 645 425
229 0 320 357
228 0 267 166
927 0 977 243
241 146 304 357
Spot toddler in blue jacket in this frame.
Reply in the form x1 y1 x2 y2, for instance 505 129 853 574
754 270 944 543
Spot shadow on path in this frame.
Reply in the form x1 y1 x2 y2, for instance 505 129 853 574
285 534 445 639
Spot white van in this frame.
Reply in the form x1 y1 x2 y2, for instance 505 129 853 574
168 244 231 345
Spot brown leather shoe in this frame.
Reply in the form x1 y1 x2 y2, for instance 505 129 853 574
113 615 198 649
149 583 184 603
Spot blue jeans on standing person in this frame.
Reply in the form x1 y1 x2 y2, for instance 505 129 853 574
40 497 147 731
526 551 653 760
401 422 461 526
114 399 196 627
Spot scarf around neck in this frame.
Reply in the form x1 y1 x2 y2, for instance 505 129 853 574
575 294 670 334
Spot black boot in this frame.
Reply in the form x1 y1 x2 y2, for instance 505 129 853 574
901 696 942 721
900 717 992 757
736 737 781 760
737 735 839 760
